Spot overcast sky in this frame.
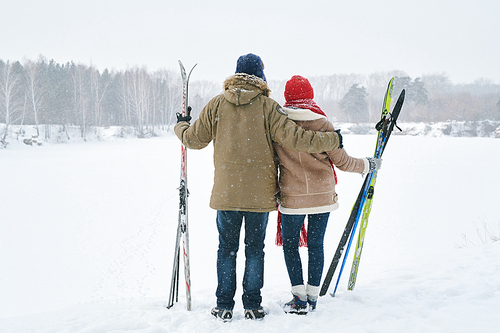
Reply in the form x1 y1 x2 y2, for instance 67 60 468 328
2 0 499 84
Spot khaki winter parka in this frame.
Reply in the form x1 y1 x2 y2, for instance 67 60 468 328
174 74 341 212
276 107 367 214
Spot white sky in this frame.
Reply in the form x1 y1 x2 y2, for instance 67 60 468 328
2 0 499 84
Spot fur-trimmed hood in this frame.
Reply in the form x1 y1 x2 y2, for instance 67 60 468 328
223 73 271 105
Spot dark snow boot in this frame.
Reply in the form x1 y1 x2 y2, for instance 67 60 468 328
283 284 308 315
244 307 267 320
283 294 308 315
307 284 320 311
211 307 233 322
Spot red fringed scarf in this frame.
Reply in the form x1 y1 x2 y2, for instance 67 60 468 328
275 211 308 247
276 98 338 247
283 98 327 118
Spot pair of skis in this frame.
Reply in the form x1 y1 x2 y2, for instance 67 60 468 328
167 61 197 310
320 78 405 297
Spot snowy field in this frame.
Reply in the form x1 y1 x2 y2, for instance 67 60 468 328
1 133 500 333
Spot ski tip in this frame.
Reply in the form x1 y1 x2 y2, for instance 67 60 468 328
178 61 186 77
387 77 394 91
189 63 198 75
178 60 197 70
396 89 406 104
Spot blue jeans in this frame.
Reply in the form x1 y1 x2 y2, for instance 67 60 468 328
216 210 269 310
281 212 330 287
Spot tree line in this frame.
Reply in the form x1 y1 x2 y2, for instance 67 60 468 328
270 72 500 124
0 56 187 144
2 56 500 146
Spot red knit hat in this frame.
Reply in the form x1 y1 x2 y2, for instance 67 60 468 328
283 75 327 118
284 75 314 101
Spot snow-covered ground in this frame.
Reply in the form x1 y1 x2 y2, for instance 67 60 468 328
1 133 500 332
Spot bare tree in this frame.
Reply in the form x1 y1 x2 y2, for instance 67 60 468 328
421 73 452 99
124 67 151 137
71 64 91 140
165 71 181 129
24 60 45 137
0 61 23 146
150 69 182 131
89 66 112 138
117 73 131 129
151 69 172 133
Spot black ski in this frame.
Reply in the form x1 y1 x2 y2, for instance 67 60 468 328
319 175 370 296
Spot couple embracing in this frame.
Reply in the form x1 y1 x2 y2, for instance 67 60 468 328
174 53 380 321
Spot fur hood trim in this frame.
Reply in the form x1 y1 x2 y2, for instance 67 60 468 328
282 107 327 121
223 73 271 97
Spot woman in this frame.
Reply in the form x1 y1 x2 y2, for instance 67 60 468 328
275 75 381 314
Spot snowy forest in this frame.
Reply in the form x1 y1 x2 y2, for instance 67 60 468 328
1 56 500 147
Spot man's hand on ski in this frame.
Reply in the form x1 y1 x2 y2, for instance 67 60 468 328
334 129 343 149
176 106 193 123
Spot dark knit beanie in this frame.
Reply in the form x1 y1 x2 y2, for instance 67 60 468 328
284 75 314 101
235 53 267 82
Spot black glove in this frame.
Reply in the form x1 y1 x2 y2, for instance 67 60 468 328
176 112 192 123
334 129 343 149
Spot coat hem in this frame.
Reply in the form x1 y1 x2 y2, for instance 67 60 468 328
210 204 277 213
279 202 339 215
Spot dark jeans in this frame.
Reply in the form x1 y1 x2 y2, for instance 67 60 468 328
216 210 269 310
281 212 330 287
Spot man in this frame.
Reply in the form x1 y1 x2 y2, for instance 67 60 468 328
174 53 341 321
